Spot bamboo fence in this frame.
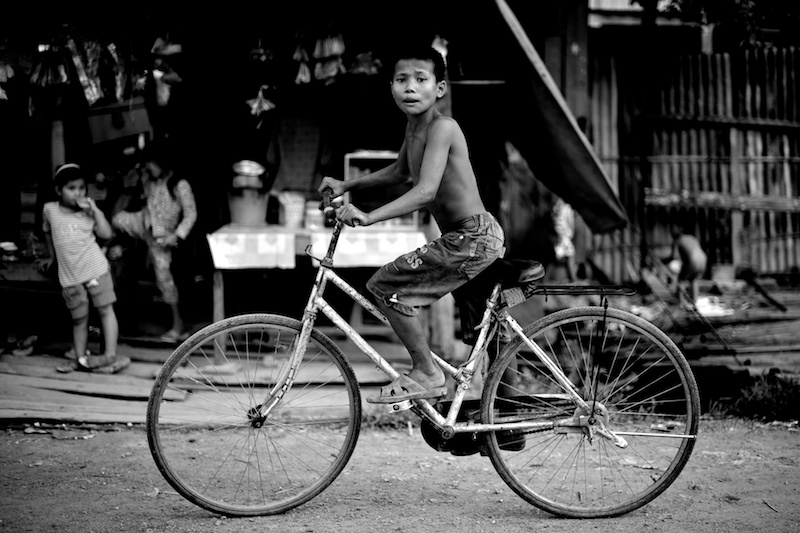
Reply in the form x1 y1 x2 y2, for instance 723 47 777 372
589 46 800 281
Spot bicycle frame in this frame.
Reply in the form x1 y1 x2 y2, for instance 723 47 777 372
266 220 628 448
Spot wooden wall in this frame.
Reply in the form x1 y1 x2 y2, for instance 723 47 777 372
588 46 800 281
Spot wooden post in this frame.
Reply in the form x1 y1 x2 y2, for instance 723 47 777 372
726 54 745 268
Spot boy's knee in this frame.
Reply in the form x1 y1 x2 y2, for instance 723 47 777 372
71 311 89 325
95 303 116 316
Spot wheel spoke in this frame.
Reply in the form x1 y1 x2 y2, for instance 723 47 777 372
147 315 361 516
484 307 699 518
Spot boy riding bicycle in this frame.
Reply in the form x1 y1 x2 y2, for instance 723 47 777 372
318 45 505 404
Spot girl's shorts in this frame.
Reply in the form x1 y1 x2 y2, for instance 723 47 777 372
366 213 505 318
62 272 117 319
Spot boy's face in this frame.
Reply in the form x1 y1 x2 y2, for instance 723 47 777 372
57 178 87 209
391 58 446 116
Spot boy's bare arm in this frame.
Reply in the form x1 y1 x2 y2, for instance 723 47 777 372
365 119 452 225
346 163 407 193
344 140 411 193
318 143 410 205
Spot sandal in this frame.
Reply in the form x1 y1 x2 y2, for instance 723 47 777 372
65 347 91 360
66 354 132 374
12 335 38 356
366 375 447 404
159 330 189 343
56 360 81 373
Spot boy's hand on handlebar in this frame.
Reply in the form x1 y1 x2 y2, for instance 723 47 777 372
336 204 369 227
317 176 346 197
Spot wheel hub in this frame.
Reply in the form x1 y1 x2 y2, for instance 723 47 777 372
574 401 609 424
247 406 267 428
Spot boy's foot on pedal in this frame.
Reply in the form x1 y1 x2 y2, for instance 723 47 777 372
366 372 446 404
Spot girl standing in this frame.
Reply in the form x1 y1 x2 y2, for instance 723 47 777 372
41 163 128 373
112 143 197 342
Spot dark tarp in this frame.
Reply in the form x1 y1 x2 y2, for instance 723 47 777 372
496 0 629 234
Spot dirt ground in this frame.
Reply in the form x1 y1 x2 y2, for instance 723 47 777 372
0 418 798 533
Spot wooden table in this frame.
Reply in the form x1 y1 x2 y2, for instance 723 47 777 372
206 223 430 326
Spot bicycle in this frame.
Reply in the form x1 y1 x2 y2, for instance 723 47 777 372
146 197 700 519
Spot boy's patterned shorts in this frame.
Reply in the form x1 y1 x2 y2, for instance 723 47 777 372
366 213 505 321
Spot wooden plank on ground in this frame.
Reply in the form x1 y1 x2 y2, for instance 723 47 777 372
0 403 146 424
33 343 174 364
0 356 162 383
0 368 185 401
0 376 148 423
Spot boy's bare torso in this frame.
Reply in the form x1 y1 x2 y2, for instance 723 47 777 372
404 112 487 230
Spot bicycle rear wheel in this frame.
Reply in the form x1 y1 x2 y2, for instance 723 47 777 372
146 314 361 516
482 306 700 518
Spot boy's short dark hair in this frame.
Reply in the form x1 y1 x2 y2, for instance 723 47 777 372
392 45 447 82
54 163 86 189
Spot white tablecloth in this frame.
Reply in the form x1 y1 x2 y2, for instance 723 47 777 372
309 229 427 267
207 225 299 269
207 225 428 270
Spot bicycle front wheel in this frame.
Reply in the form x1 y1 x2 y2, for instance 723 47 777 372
146 314 361 517
482 306 700 518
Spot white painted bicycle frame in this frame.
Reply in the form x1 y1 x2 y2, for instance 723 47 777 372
263 220 628 448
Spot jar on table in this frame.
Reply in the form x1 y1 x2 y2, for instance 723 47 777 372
228 160 274 226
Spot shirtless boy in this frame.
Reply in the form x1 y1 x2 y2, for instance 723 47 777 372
318 46 505 404
669 224 707 304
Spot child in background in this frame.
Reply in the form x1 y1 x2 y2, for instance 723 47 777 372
40 163 129 373
552 198 577 282
668 223 707 305
111 142 197 342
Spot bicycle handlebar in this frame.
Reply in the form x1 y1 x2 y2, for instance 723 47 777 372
321 190 336 223
320 190 361 227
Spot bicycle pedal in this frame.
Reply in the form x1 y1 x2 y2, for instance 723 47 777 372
388 400 413 412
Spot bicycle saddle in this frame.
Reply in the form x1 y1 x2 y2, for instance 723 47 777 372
484 258 545 288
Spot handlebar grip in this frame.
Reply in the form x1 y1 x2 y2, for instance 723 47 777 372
321 190 333 210
321 190 337 222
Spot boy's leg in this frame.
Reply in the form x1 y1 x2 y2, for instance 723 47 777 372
367 214 504 402
374 298 445 391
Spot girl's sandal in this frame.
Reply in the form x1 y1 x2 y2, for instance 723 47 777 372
73 354 132 374
159 330 189 343
64 347 91 360
56 360 81 373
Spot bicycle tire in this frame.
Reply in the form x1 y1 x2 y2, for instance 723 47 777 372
481 306 700 518
146 313 362 517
